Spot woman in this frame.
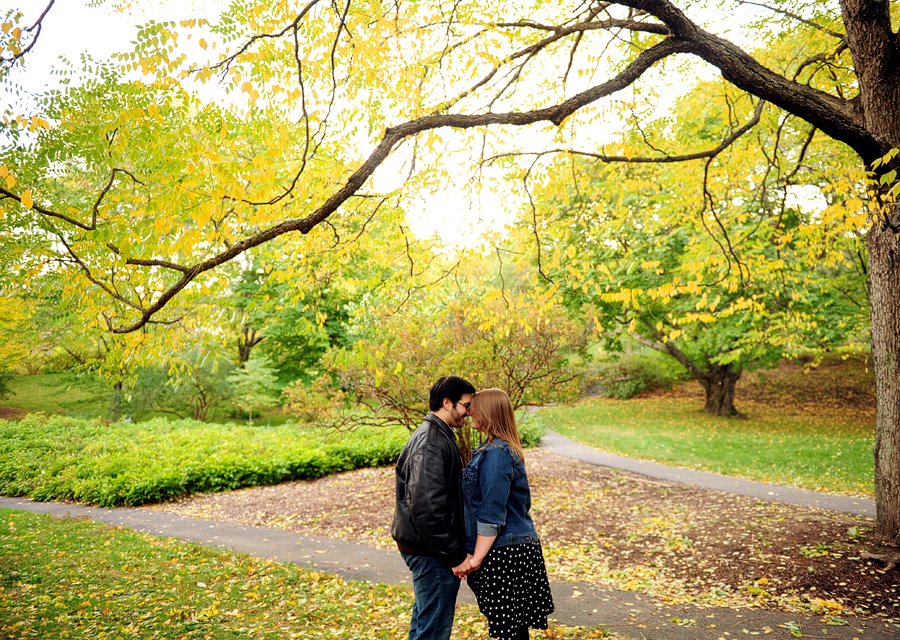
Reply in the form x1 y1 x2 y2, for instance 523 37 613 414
462 388 554 640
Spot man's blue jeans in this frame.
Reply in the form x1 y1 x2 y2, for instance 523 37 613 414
401 553 461 640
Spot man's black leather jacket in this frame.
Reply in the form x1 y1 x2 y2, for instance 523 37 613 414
391 413 467 568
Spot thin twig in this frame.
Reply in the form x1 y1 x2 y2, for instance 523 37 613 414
524 158 554 285
208 0 321 76
731 0 846 41
1 0 55 70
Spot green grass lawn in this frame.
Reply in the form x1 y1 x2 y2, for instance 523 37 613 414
4 372 294 425
542 395 874 497
0 509 608 640
5 372 111 418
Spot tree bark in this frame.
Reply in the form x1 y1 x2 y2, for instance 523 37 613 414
840 0 900 544
868 223 900 543
700 362 742 416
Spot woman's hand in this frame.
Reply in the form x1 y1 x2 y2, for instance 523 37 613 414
470 533 496 574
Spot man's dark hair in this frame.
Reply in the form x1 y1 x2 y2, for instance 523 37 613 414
429 375 476 411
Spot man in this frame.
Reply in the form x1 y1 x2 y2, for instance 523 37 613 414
392 375 476 640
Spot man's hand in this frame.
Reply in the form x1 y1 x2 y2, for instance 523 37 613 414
452 555 475 578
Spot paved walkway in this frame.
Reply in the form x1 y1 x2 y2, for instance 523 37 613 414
541 431 876 517
1 431 895 639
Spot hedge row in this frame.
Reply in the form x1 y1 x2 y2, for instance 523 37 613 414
0 414 409 507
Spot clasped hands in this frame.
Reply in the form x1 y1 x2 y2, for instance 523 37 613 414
452 554 482 579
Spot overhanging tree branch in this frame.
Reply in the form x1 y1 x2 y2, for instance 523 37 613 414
485 99 765 165
613 0 879 161
67 35 684 332
13 0 886 336
436 13 669 113
1 167 143 231
207 0 321 77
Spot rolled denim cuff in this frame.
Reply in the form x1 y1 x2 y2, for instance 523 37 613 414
477 520 501 536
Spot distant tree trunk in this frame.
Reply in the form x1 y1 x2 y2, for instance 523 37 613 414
635 325 744 417
699 362 742 417
238 325 264 363
191 389 220 422
193 401 209 422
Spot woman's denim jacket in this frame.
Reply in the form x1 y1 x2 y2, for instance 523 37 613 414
462 438 540 553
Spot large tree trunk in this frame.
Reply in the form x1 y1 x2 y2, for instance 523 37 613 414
841 0 900 543
869 223 900 544
700 362 742 416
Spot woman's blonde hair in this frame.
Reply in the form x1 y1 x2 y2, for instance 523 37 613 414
470 388 525 464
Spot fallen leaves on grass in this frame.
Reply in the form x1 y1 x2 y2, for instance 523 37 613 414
154 450 899 624
1 508 618 640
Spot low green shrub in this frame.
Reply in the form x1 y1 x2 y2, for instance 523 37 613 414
0 414 408 507
517 409 547 448
590 349 687 399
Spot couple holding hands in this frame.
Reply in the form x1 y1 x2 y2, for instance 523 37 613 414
392 376 555 640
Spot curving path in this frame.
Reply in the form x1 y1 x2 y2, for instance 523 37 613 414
541 430 876 517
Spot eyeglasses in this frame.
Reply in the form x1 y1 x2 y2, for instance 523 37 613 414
456 401 472 410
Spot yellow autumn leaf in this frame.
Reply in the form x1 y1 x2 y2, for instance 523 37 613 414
20 191 33 209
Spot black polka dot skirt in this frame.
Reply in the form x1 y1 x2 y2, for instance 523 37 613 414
467 541 555 640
